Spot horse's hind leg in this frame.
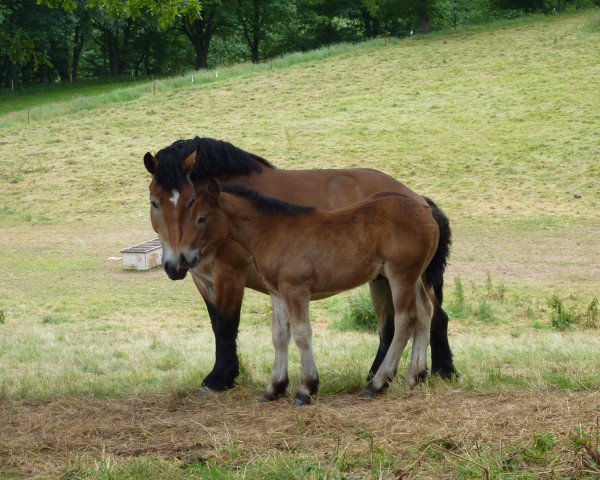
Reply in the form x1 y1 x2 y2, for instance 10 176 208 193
280 288 319 406
262 295 291 402
367 277 395 380
365 273 419 396
407 279 434 386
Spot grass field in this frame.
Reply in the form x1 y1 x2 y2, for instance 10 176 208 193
0 10 599 479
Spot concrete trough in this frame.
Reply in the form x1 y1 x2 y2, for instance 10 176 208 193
121 238 163 270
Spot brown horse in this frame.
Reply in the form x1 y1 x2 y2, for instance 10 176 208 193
143 137 455 394
178 179 439 405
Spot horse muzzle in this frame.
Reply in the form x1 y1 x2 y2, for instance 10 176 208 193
163 252 200 280
163 260 189 280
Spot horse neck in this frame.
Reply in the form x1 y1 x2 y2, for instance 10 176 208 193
193 163 277 189
219 194 277 254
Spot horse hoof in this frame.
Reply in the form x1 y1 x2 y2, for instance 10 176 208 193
416 370 428 384
360 389 378 399
293 393 311 407
261 393 278 403
198 386 216 397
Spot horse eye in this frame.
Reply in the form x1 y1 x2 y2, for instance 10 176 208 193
150 200 159 209
186 197 196 209
198 216 207 224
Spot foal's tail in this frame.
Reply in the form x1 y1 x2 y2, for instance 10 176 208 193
422 197 457 378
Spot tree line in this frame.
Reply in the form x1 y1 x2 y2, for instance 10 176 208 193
1 0 597 88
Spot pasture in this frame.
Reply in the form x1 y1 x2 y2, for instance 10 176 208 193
1 11 599 479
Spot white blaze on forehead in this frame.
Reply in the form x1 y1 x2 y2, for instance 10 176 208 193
169 190 180 207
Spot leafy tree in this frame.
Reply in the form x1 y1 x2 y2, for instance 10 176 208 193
232 0 295 62
0 0 75 86
180 0 234 69
365 0 436 34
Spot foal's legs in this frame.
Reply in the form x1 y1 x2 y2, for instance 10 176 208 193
367 277 395 380
365 273 420 396
407 279 433 386
280 289 319 406
262 295 291 401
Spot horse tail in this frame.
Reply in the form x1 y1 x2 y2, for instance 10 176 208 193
423 197 457 378
424 197 451 304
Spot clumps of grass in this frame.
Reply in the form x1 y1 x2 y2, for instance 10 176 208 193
475 299 494 322
331 293 377 332
0 309 5 324
548 294 599 331
548 295 574 331
484 272 507 301
41 314 69 325
571 424 600 475
448 276 468 319
582 297 599 329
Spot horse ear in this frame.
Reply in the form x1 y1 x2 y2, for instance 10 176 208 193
144 152 157 175
205 178 220 206
182 146 199 173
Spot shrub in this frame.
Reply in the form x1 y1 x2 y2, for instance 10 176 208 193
333 294 378 332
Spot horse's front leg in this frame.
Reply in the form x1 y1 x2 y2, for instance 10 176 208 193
191 248 249 394
262 295 291 401
279 288 318 406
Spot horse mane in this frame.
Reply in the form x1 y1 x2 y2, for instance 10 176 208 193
154 137 275 190
218 183 315 216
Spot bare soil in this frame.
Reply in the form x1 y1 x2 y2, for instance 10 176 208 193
1 389 599 477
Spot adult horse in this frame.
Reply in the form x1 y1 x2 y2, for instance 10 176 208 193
143 137 456 394
179 180 439 405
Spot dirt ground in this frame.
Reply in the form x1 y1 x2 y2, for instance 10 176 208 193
1 389 599 478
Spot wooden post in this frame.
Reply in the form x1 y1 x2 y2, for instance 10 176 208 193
11 79 14 92
153 79 156 95
27 109 30 124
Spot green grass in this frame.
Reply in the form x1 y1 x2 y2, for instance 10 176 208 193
0 10 599 479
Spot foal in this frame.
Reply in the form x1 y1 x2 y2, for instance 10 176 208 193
180 179 440 405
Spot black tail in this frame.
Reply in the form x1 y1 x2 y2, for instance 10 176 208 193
423 197 457 378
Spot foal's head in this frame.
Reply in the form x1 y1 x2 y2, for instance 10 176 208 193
144 143 200 280
179 179 231 269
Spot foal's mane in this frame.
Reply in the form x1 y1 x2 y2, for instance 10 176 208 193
217 184 315 216
154 137 275 190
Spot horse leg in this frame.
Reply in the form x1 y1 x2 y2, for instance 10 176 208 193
365 274 419 396
191 268 244 394
367 277 395 380
407 279 434 386
424 197 457 379
262 295 291 401
430 301 457 378
280 289 318 406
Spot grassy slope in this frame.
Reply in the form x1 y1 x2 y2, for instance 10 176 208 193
0 11 599 479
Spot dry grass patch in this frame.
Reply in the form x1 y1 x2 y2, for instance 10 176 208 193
1 389 599 478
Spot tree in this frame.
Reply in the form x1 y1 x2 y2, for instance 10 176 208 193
365 0 436 34
232 0 295 63
180 0 232 69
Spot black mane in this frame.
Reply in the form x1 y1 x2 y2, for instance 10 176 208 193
219 184 315 216
154 137 275 191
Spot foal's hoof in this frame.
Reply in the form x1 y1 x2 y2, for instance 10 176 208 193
198 386 216 397
293 392 312 407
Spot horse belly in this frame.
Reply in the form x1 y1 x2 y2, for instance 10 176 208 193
309 260 382 297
